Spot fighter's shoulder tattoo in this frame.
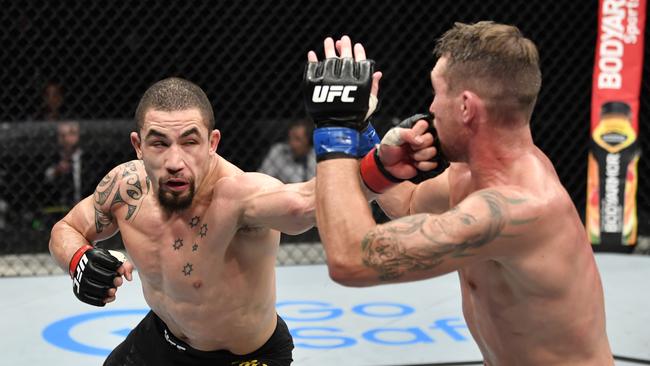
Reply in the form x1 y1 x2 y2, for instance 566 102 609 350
361 189 539 281
93 161 150 233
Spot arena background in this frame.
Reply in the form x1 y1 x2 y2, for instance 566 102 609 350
0 0 648 275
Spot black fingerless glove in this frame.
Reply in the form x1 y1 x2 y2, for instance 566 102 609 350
303 57 375 130
396 113 450 184
69 245 123 307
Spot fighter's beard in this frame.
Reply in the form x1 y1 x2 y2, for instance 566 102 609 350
157 179 195 213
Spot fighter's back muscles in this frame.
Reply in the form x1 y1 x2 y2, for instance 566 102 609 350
49 160 149 269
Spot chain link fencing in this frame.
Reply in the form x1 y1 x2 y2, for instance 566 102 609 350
1 0 649 275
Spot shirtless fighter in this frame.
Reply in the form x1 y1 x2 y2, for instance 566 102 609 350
305 24 614 365
49 77 318 365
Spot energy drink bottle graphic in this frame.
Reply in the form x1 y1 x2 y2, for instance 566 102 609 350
586 101 640 248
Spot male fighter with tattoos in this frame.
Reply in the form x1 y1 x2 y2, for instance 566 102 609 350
305 24 613 365
49 77 320 365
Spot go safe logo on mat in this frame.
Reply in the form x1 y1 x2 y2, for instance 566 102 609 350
277 301 470 350
42 302 469 356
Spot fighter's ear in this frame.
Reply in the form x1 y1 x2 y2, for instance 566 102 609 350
209 129 221 153
460 90 480 126
130 132 143 159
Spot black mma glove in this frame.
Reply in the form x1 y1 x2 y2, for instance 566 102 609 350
304 57 375 129
303 57 377 161
398 113 450 184
69 245 125 307
360 113 450 193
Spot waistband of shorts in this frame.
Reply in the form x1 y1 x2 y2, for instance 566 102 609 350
149 310 290 358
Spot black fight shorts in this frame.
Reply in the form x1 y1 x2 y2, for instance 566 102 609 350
104 311 294 366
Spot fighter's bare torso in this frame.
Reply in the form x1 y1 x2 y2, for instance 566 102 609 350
443 148 612 365
104 158 281 354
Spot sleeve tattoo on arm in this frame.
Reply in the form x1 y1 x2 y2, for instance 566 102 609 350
361 190 523 281
93 163 149 233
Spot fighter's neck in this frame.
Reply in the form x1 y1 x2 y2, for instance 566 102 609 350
194 155 222 200
466 125 535 187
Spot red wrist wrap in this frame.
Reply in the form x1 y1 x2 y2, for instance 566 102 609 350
360 147 402 193
69 245 93 277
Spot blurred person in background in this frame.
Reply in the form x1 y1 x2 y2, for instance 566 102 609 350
33 79 66 121
258 118 315 183
43 121 86 208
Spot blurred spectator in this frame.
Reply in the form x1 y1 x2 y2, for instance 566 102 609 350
33 80 65 121
0 165 7 230
43 121 86 207
258 118 316 183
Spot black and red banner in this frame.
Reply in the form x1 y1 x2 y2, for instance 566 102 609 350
587 0 646 249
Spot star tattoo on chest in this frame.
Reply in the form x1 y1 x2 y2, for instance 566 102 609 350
172 238 183 250
182 262 193 276
189 216 200 228
199 224 208 238
192 243 199 252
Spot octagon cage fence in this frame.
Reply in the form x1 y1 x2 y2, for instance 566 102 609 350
1 0 649 276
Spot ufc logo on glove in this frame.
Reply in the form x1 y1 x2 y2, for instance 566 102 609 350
72 254 89 294
68 245 125 307
311 85 358 103
303 56 376 161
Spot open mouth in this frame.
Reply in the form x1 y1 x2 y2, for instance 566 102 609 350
164 179 190 192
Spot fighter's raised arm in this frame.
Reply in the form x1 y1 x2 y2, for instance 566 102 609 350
304 35 449 281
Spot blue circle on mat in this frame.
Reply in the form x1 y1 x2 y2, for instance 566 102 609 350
42 309 149 356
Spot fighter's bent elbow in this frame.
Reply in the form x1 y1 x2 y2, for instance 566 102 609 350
326 256 373 287
329 268 357 286
48 219 66 253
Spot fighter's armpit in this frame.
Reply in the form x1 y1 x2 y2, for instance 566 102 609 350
93 161 150 233
361 189 538 281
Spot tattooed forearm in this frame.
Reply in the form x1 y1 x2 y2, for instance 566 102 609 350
362 190 514 281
